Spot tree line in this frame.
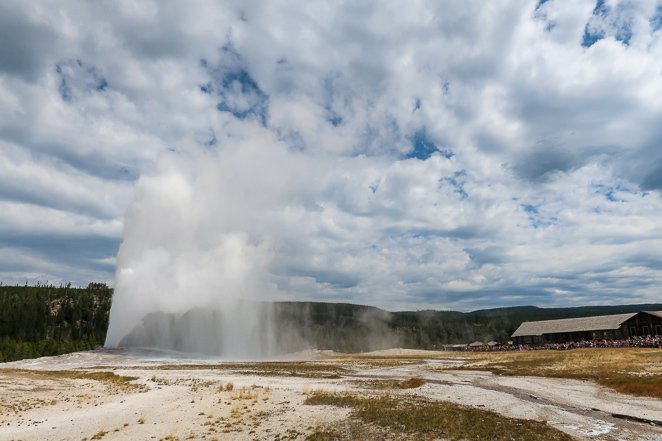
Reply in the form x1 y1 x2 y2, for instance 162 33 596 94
0 283 112 362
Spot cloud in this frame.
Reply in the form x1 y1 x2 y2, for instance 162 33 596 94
641 160 662 190
0 3 61 81
56 60 108 102
0 0 660 320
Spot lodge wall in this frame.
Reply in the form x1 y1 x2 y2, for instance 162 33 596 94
622 313 662 338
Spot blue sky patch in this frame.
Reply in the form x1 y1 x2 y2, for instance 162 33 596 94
442 170 468 200
521 203 557 229
522 203 538 214
615 21 632 45
651 6 662 31
56 59 108 101
534 0 554 31
582 0 636 48
594 183 640 202
592 0 609 17
582 25 604 47
200 48 269 125
325 106 343 126
195 128 217 148
214 70 269 124
595 184 623 202
581 0 610 48
406 130 453 160
322 78 344 127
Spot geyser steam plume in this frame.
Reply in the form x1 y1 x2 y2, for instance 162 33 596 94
105 135 322 358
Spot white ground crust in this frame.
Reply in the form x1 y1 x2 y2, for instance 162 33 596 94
0 349 661 441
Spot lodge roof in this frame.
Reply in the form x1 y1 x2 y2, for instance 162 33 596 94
510 311 662 337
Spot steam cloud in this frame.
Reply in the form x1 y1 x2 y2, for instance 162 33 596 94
104 133 406 357
105 135 309 357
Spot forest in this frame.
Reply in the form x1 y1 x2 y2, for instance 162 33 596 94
2 283 661 361
0 283 112 362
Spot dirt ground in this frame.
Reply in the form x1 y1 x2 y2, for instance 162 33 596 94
0 348 661 441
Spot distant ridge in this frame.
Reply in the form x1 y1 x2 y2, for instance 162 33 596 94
2 283 661 360
268 301 662 351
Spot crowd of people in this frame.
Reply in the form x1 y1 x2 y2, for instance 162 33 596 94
466 334 662 351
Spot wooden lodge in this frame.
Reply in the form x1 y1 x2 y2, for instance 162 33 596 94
511 311 662 345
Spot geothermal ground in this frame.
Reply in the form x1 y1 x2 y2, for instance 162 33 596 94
0 349 661 441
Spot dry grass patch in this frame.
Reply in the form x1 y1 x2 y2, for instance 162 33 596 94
398 377 426 389
305 391 573 441
231 385 260 401
450 348 662 399
228 362 348 379
122 361 348 379
355 377 426 390
90 430 108 440
306 430 340 440
150 376 213 391
330 357 426 368
1 369 143 392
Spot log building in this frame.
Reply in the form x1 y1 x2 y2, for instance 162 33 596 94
511 311 662 345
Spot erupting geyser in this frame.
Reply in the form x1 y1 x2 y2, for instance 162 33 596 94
105 136 319 358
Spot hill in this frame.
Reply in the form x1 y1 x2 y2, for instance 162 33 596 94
1 283 660 361
272 302 662 351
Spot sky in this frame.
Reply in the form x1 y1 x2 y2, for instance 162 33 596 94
1 0 661 311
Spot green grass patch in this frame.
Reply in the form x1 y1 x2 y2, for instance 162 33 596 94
305 392 573 441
